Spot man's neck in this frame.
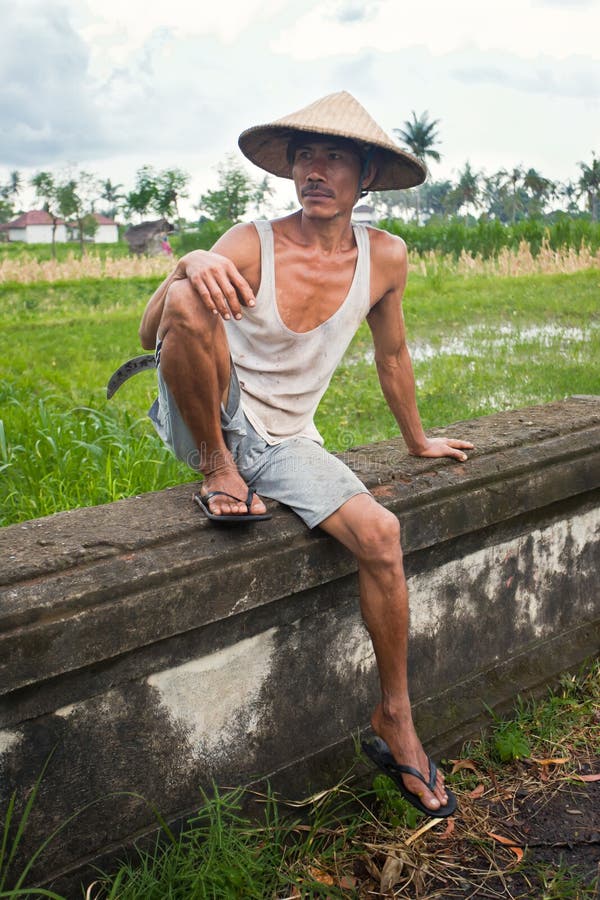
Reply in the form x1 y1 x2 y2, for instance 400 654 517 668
286 209 356 254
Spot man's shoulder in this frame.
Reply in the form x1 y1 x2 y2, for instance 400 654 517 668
365 224 408 267
212 221 261 269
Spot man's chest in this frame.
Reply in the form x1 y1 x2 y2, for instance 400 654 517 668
273 249 359 333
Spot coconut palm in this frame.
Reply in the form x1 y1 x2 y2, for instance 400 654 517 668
394 111 441 223
100 178 125 219
394 111 442 167
522 168 555 217
496 166 525 223
578 152 600 221
453 161 481 222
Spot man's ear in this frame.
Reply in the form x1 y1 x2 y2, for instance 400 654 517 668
361 160 378 191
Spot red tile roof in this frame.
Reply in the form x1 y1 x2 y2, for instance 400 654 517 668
94 214 117 225
6 210 66 227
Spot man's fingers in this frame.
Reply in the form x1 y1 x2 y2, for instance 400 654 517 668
447 439 475 449
190 266 255 320
225 265 256 309
213 271 244 320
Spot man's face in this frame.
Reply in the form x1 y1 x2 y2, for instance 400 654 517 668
291 139 363 219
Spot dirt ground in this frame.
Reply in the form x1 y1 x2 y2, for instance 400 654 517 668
362 767 599 898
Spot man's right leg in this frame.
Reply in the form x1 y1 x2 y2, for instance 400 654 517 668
157 277 267 517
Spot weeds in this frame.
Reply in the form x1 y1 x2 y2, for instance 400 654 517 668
1 660 597 898
0 388 192 526
1 268 598 525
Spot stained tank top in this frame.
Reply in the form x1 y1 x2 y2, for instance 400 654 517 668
224 219 371 445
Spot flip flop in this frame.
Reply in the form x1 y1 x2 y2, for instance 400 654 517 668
362 736 457 818
193 488 272 522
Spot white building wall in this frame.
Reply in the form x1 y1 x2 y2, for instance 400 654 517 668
95 224 119 243
23 224 67 244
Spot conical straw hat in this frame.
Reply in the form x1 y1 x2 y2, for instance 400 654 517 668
238 91 426 191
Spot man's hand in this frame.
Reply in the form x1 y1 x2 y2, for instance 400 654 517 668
183 249 256 321
410 437 475 462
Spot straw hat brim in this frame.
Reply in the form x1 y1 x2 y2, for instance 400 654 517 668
238 92 427 191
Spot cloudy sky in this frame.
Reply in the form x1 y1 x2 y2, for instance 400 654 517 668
2 0 599 215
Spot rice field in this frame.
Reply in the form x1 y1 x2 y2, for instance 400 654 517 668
0 240 599 285
1 265 599 527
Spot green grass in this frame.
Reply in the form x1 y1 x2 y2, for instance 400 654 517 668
1 269 599 526
2 658 597 898
0 241 131 261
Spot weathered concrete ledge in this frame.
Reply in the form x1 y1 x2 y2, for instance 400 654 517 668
1 396 599 893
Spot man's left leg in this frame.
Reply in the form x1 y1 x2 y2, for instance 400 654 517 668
320 493 449 812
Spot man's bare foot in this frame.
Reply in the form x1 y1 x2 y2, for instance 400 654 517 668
200 466 267 517
371 703 449 811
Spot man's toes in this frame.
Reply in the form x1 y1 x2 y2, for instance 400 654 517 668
249 493 266 514
422 790 441 810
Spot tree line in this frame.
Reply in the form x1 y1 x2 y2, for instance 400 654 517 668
0 159 273 233
0 110 598 243
380 111 599 224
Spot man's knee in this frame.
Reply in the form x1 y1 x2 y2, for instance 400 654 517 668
161 277 221 347
354 505 402 564
162 278 196 324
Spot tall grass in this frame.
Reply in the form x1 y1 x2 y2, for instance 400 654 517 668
0 385 192 525
1 269 598 527
1 243 597 284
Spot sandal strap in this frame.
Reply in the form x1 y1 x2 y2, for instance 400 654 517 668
202 488 255 513
390 758 437 792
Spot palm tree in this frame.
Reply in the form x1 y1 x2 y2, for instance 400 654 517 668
560 180 580 215
497 166 524 224
578 152 600 221
100 178 125 220
522 168 555 217
453 162 481 222
394 111 442 166
394 111 441 223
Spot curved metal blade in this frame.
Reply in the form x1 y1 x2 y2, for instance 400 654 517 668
106 354 156 399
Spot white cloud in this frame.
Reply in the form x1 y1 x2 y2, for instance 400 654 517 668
273 0 600 61
1 0 598 214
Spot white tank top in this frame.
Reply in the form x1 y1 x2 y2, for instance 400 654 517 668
224 219 371 445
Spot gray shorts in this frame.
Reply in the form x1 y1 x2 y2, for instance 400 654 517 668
148 361 370 529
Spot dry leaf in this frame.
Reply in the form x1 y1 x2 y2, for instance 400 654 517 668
440 818 455 839
339 874 358 890
380 855 404 893
530 756 569 766
487 831 524 863
572 773 600 782
308 866 334 886
450 759 478 775
468 783 485 798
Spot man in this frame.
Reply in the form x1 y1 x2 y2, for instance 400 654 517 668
137 92 473 815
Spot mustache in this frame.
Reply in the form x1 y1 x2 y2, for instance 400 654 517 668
301 184 335 198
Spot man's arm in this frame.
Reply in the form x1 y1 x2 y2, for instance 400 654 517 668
138 223 259 350
367 235 473 461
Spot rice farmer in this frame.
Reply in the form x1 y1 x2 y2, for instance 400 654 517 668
137 92 473 816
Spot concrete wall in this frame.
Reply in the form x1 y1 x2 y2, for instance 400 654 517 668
0 397 598 894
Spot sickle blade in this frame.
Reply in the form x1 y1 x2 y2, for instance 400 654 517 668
106 354 156 399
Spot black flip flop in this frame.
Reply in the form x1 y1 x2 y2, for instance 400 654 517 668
362 736 457 818
193 488 271 522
